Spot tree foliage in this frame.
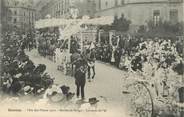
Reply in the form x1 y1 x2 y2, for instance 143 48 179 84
137 25 147 33
137 20 184 38
112 14 131 32
99 14 131 32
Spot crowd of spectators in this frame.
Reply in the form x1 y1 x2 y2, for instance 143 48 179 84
0 31 101 107
95 35 184 73
1 32 54 97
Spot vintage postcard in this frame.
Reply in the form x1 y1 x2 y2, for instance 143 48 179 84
0 0 184 117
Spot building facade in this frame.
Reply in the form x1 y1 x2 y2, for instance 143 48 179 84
3 0 36 32
95 0 184 31
34 0 52 20
37 0 71 19
36 0 97 20
72 0 96 17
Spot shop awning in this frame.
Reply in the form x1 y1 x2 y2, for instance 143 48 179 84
35 16 114 29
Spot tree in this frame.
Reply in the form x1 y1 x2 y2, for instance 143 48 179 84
99 14 131 32
99 24 112 32
163 21 184 35
112 14 131 32
137 25 147 33
138 20 184 38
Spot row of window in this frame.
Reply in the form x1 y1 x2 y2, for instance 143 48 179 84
6 0 33 9
115 0 125 6
153 9 178 26
99 0 125 9
14 10 35 18
45 0 70 18
13 18 35 24
96 8 179 26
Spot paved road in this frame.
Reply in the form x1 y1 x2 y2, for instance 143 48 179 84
26 49 132 117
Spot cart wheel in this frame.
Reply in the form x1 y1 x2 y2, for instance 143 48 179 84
126 82 154 117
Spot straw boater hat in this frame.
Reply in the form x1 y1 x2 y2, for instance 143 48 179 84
37 88 45 94
15 73 22 79
23 86 34 95
50 92 66 102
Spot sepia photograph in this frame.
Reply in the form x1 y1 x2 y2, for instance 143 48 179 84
0 0 184 117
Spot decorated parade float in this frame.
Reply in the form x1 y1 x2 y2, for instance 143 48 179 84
35 16 114 75
121 38 184 117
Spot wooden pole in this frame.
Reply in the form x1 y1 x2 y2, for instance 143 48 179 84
80 31 83 52
98 30 101 44
109 31 112 45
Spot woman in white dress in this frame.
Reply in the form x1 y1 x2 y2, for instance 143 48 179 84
111 46 116 64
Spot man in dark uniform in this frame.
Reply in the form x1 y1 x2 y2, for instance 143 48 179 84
74 55 88 100
71 50 81 76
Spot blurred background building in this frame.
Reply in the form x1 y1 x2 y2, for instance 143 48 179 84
2 0 36 32
35 0 184 31
94 0 184 31
36 0 97 19
71 0 96 18
1 0 183 33
36 0 71 19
